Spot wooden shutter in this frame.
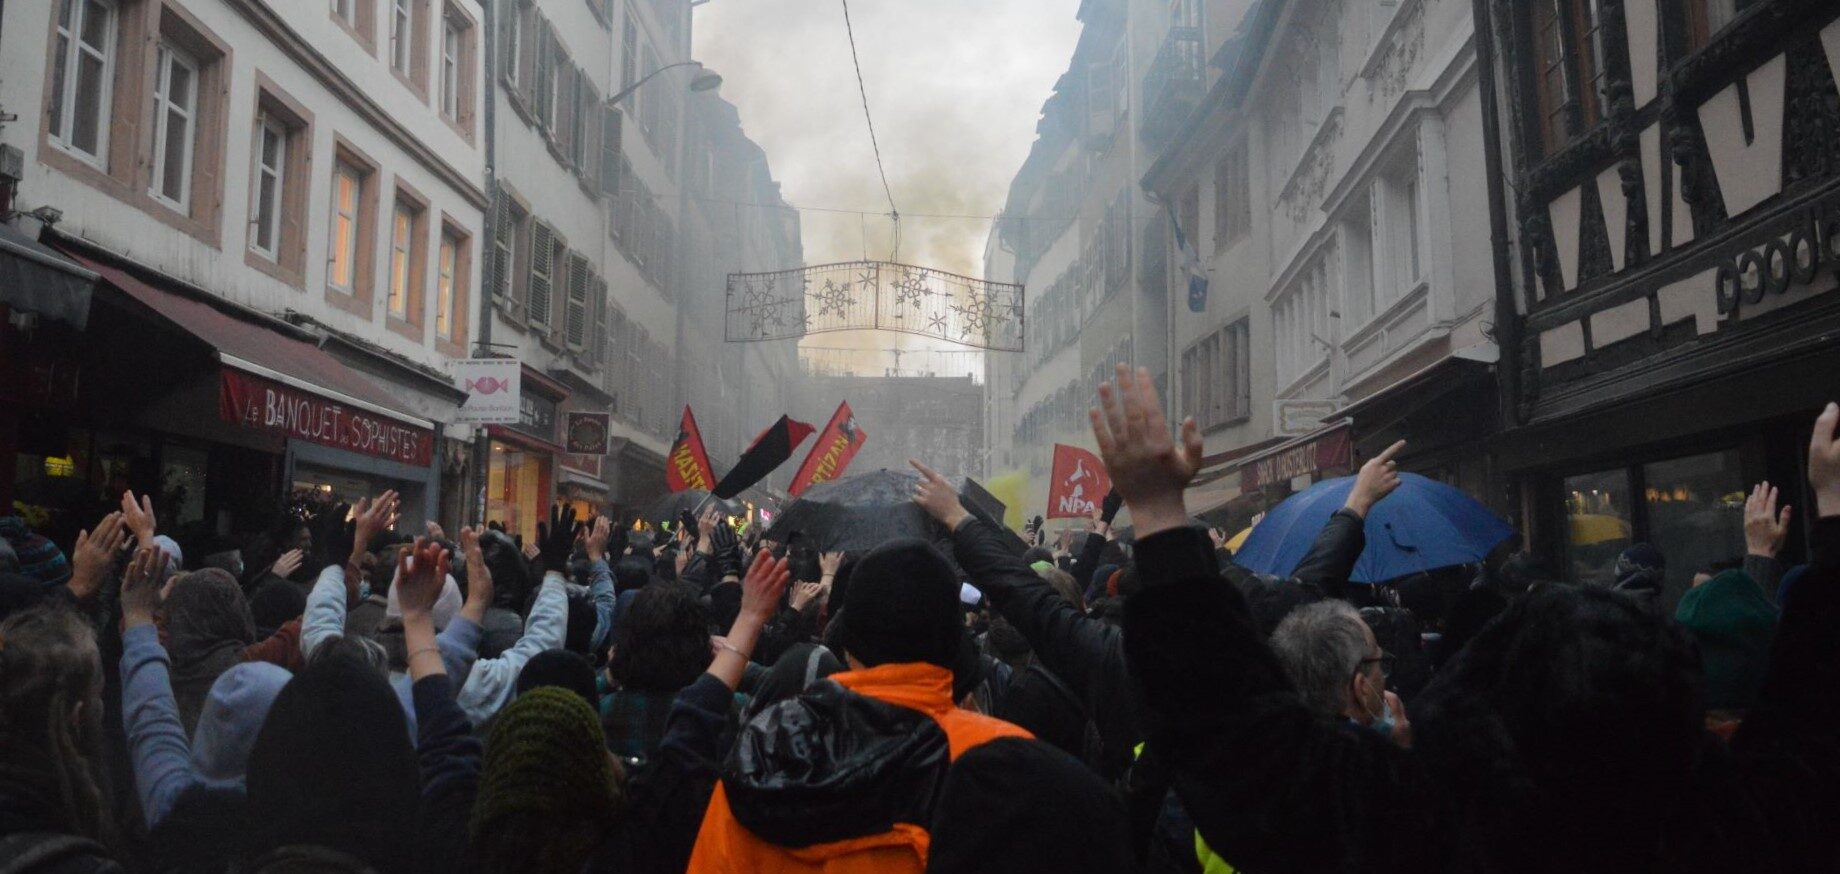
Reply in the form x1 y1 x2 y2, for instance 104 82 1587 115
491 196 512 303
591 275 608 365
581 82 602 189
600 109 623 197
565 253 590 349
528 222 553 326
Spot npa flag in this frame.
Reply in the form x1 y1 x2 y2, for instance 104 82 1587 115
1165 201 1210 313
713 414 816 499
788 402 869 496
1046 443 1112 519
665 407 717 493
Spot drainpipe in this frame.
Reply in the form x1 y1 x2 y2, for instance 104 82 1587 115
470 0 500 525
1471 0 1522 510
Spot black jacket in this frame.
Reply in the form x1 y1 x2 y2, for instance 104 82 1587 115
948 510 1367 782
1122 518 1840 873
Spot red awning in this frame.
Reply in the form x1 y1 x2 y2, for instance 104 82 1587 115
71 252 437 465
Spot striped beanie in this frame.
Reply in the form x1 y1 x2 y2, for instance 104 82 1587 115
0 517 70 586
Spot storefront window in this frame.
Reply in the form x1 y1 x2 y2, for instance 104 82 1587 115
161 446 209 528
1643 450 1746 610
1564 468 1632 587
488 441 551 544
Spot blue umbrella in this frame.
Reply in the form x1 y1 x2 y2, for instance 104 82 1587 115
1234 473 1515 584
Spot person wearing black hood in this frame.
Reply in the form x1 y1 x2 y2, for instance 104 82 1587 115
686 519 1030 873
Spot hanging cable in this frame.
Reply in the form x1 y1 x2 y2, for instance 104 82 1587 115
839 0 898 223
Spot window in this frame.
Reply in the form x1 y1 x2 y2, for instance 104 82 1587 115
385 187 428 333
331 0 377 48
388 203 415 319
1182 320 1251 430
1374 152 1422 309
1563 468 1632 587
500 0 520 88
149 44 199 210
1341 196 1376 322
49 0 115 165
600 110 624 197
249 112 286 258
330 164 364 292
1685 0 1749 53
534 23 556 129
391 0 413 74
333 0 354 22
1274 256 1331 387
441 17 461 118
492 193 523 305
1213 144 1249 251
436 227 467 345
1531 0 1608 157
620 14 638 100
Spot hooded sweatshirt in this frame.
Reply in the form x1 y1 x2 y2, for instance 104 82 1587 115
161 569 259 736
120 624 292 828
687 661 1030 873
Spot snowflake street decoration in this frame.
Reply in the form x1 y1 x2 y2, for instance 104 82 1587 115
726 261 1024 352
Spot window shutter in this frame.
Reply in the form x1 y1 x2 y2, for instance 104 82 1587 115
491 197 512 303
591 276 608 365
565 253 590 349
581 83 601 188
517 6 537 101
528 222 554 326
600 110 623 197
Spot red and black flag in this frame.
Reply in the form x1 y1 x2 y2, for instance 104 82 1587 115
714 414 816 499
788 402 868 496
665 407 717 493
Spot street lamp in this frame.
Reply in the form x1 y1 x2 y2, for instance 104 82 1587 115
608 61 723 107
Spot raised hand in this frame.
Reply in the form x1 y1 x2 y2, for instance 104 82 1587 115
120 489 158 547
121 545 166 628
819 550 844 578
709 513 742 579
739 548 792 622
270 548 305 580
584 515 613 563
1088 364 1203 538
789 580 825 612
395 537 452 621
69 512 128 601
1744 482 1793 558
425 520 447 541
535 502 580 575
351 491 400 559
1813 402 1840 519
909 460 970 530
1345 440 1406 519
457 526 493 623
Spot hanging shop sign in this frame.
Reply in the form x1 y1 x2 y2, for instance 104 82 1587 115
452 358 522 425
566 412 612 455
219 369 434 466
1241 425 1351 492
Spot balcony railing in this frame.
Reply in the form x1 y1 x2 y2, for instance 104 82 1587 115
1141 26 1206 149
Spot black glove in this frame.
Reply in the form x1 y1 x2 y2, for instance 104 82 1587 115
1101 489 1123 525
710 518 742 580
311 503 354 574
535 503 581 576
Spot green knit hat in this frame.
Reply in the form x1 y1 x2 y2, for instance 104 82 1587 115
1674 569 1778 712
472 687 621 869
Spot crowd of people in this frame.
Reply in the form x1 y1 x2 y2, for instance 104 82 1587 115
1 365 1836 873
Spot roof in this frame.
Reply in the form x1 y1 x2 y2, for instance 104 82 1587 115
68 251 432 429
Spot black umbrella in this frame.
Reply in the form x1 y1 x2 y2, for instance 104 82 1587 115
643 490 737 527
767 469 1022 555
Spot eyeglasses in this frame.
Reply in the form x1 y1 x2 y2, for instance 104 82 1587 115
1356 653 1396 680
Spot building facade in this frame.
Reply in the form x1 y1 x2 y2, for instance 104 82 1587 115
797 373 985 483
1488 0 1840 608
2 0 489 548
983 0 1172 515
480 0 802 540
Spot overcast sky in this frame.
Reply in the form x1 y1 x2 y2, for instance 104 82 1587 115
693 0 1084 373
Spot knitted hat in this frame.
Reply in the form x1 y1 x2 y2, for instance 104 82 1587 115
1613 543 1667 594
0 517 69 586
515 649 599 710
841 538 962 670
246 648 418 872
1675 569 1778 712
472 687 620 870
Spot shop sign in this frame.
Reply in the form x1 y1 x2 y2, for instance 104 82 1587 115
565 412 611 454
1241 426 1351 492
452 358 522 425
1274 400 1341 437
219 369 433 466
514 391 559 443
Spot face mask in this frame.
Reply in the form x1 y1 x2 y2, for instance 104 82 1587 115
1369 693 1397 740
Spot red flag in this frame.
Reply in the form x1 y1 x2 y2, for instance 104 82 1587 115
713 415 816 499
1046 444 1112 519
665 407 717 493
788 402 869 496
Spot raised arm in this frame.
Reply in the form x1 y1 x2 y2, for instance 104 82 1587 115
118 546 198 829
396 539 482 874
583 516 618 653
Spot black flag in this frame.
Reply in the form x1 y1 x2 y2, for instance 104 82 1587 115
713 415 816 499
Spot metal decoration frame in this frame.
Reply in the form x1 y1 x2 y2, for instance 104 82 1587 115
725 261 1025 352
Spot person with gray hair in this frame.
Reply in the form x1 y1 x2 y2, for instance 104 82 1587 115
1270 599 1410 746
